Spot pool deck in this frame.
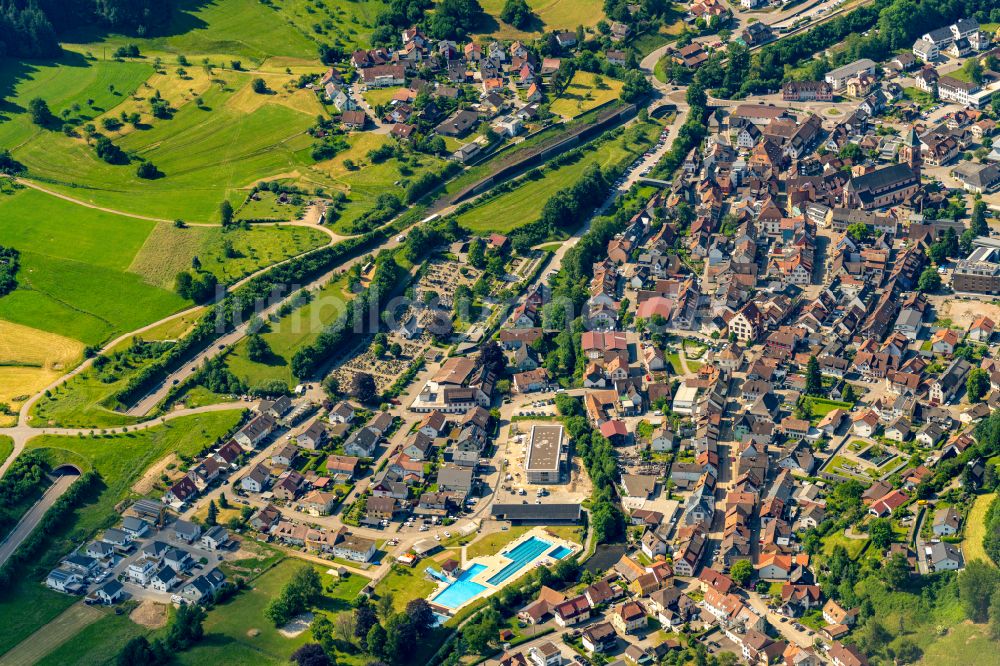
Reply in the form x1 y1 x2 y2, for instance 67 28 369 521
426 526 580 614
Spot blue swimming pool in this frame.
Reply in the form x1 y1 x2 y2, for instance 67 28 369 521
486 537 552 585
549 545 572 559
432 563 488 609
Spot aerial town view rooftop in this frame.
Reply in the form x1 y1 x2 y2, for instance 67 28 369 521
3 0 1000 665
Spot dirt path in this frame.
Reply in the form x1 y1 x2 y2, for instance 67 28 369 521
0 603 103 666
132 453 178 495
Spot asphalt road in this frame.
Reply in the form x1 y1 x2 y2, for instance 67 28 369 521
0 471 80 568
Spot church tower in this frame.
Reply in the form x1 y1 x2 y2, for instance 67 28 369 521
900 126 921 181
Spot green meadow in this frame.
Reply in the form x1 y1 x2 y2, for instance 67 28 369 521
225 273 355 388
0 187 328 346
454 121 660 233
177 560 370 666
0 188 185 345
66 0 319 64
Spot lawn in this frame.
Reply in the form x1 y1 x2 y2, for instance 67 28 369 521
550 71 624 119
0 187 187 345
374 564 438 612
362 86 403 109
820 529 867 560
0 412 242 656
455 121 659 234
475 0 606 40
0 435 12 467
465 526 533 559
902 86 936 110
178 559 370 666
806 397 854 418
964 492 995 567
225 273 355 389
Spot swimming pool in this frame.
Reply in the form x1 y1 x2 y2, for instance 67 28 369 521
432 563 488 609
486 537 553 585
549 545 572 559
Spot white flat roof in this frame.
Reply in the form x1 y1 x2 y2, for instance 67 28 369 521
526 424 563 473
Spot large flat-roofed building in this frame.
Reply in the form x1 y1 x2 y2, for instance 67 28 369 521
953 243 1000 294
526 424 564 484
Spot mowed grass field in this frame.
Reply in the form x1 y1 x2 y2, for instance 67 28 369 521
0 188 186 345
0 188 327 347
0 411 242 657
455 122 659 233
550 71 624 119
0 319 85 415
476 0 605 39
964 492 995 566
0 435 13 466
67 0 319 63
226 273 354 388
176 559 370 666
917 621 1000 666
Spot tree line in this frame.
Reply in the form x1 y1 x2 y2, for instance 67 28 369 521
1 0 174 58
0 245 20 297
115 227 393 409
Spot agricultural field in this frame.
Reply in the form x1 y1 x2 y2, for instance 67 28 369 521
0 320 85 420
454 121 660 234
67 0 320 64
0 187 186 345
550 71 624 119
0 187 328 348
0 412 242 656
177 559 370 666
475 0 606 40
225 273 355 389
